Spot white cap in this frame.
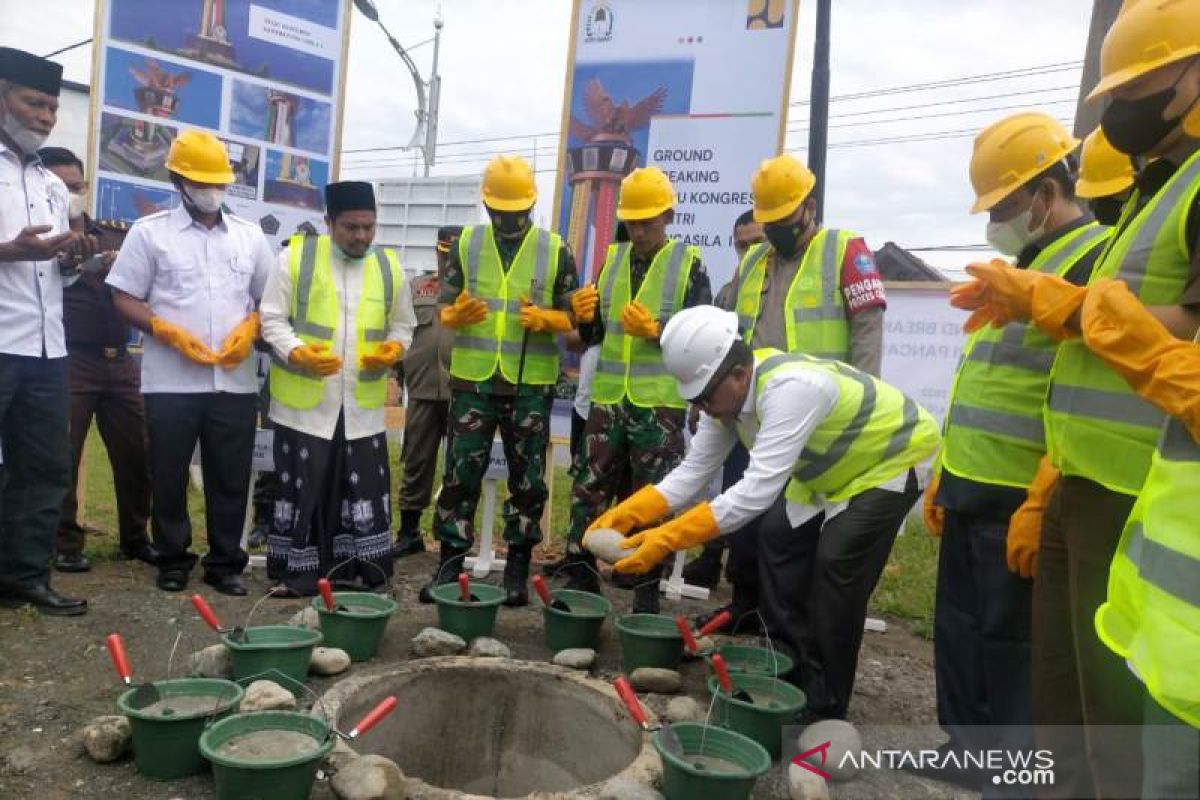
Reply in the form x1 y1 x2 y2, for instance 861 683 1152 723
659 305 741 400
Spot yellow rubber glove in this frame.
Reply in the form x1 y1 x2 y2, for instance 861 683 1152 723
1082 279 1200 440
519 297 574 333
1029 276 1088 341
289 343 342 377
217 312 259 369
923 468 944 538
150 316 218 366
950 260 1038 332
360 340 404 371
1007 455 1059 579
586 484 671 536
440 290 489 329
571 285 599 324
621 300 660 339
614 503 720 574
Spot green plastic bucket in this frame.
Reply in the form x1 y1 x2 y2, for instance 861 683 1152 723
223 625 323 685
615 614 684 673
715 643 795 678
200 710 335 800
430 581 505 641
543 589 611 652
116 677 244 779
312 591 397 661
653 721 771 800
707 673 808 758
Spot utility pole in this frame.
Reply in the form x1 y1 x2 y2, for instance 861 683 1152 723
1074 0 1123 138
423 13 443 177
806 0 832 224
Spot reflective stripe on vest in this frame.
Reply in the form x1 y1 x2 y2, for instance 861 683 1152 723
941 223 1110 487
735 229 852 360
269 236 402 410
747 349 940 504
1046 149 1200 495
593 240 695 408
448 225 561 385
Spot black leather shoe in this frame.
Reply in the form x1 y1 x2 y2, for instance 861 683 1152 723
693 602 764 636
503 546 531 607
120 542 161 566
392 531 426 559
631 565 662 614
562 551 602 594
156 571 188 592
681 548 723 589
0 584 87 616
53 552 91 573
204 573 247 597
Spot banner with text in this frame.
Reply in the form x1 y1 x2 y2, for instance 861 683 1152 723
552 0 800 292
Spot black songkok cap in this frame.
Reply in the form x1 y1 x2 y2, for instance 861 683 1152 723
0 47 63 96
324 181 375 219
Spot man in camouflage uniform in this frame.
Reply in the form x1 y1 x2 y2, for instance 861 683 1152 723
563 167 711 612
420 155 579 607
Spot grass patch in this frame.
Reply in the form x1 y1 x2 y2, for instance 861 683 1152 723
869 518 939 639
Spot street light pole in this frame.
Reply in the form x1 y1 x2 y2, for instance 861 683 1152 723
423 14 443 177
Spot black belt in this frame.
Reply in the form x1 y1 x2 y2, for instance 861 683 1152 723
69 343 128 360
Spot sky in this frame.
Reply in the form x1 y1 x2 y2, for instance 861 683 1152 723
5 0 1099 275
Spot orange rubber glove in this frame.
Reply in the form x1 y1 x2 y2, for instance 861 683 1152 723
1029 276 1087 341
360 340 404 371
950 260 1038 332
571 285 599 323
586 484 671 536
150 316 218 365
1007 455 1059 579
289 343 342 377
615 503 720 574
1082 278 1200 439
519 297 574 333
217 312 259 369
923 468 944 538
621 300 660 339
440 290 489 329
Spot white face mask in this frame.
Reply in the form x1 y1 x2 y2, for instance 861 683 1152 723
181 182 226 215
68 191 87 220
0 98 48 154
985 206 1048 258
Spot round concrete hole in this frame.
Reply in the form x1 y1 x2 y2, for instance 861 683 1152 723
320 656 657 799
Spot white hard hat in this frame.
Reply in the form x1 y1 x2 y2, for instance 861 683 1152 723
660 306 741 400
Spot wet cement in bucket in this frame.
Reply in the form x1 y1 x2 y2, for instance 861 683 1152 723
215 729 323 763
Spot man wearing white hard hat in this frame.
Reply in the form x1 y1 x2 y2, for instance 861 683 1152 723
585 305 939 720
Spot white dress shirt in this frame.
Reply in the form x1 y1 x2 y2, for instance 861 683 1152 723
573 344 600 419
107 204 274 394
0 143 72 358
261 243 416 441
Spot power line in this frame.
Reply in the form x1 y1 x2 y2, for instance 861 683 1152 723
787 97 1078 133
787 84 1078 125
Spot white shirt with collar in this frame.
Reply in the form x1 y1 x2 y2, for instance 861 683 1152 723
0 142 72 358
107 203 274 394
260 241 416 441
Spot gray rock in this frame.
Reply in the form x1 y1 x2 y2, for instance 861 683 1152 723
2 744 38 774
310 647 352 676
584 528 636 564
552 648 596 670
410 627 466 657
630 667 682 694
797 719 862 782
323 737 359 774
81 715 132 764
598 775 664 800
188 643 232 679
665 696 705 723
788 761 832 800
289 606 321 631
467 637 511 659
330 754 405 800
239 679 297 713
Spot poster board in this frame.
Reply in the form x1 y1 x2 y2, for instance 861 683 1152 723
880 282 969 425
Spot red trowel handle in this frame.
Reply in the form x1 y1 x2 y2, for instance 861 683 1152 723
675 615 700 654
613 676 648 728
458 572 472 602
531 575 553 606
348 695 397 738
697 609 733 638
317 578 337 612
105 633 132 684
711 653 735 694
190 594 222 632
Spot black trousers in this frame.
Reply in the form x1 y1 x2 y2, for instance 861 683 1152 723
758 472 918 718
144 392 256 577
934 508 1033 755
0 355 70 589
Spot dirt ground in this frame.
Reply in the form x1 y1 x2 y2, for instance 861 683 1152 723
0 552 975 800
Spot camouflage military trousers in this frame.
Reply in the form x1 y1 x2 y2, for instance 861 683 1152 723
566 401 686 546
433 390 552 549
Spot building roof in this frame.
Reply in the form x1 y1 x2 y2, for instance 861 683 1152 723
872 241 948 282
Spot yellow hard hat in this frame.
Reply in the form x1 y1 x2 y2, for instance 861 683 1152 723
617 167 675 221
481 154 536 212
968 112 1080 213
750 154 816 223
1076 128 1136 199
1087 0 1200 101
165 129 234 184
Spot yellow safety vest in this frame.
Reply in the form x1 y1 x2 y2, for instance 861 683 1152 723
941 223 1110 488
735 229 854 360
269 234 402 410
592 239 697 409
746 349 941 504
448 225 562 385
1045 149 1200 494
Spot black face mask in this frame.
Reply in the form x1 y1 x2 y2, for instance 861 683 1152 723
1100 66 1192 156
764 209 812 259
1089 197 1125 227
488 210 530 239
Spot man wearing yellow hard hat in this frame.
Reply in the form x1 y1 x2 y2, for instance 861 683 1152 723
420 154 579 607
107 129 274 596
555 167 710 610
1076 128 1136 226
922 112 1110 789
952 1 1200 794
